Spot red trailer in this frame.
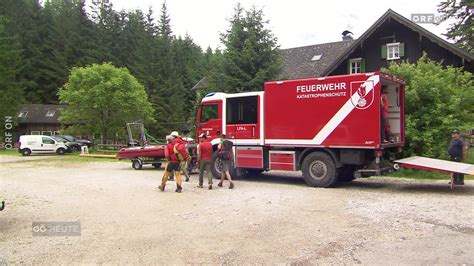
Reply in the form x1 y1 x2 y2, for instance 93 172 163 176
196 72 405 187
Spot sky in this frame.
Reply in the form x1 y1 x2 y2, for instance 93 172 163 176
99 0 453 50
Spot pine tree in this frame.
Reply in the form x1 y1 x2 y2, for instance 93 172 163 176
218 5 281 93
438 0 473 53
0 15 24 135
158 1 172 40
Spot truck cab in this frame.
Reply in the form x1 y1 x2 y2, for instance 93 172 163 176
196 91 264 146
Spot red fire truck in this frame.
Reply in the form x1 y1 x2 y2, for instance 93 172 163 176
196 72 405 187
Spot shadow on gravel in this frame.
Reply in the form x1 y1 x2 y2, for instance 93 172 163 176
241 172 307 187
241 173 474 195
339 179 474 195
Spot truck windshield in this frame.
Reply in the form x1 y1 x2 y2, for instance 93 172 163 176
201 104 218 123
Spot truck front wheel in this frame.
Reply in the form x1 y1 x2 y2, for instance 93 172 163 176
302 152 338 187
211 151 237 179
211 151 223 179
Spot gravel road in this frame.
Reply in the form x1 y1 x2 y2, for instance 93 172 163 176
0 156 473 264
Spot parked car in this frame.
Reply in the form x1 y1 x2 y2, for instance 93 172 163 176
18 135 69 156
57 135 93 148
51 135 83 152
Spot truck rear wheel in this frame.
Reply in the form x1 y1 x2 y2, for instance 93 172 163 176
302 152 337 187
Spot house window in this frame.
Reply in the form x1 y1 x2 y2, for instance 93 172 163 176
311 54 322 61
387 43 400 60
18 111 28 118
45 110 55 117
31 131 40 135
53 131 60 135
42 131 52 136
349 58 362 74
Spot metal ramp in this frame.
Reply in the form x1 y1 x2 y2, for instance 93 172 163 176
395 156 474 175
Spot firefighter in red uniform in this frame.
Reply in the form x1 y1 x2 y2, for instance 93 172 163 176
197 133 213 189
159 131 189 193
380 85 393 142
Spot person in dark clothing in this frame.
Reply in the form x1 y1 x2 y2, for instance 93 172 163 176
448 129 466 185
217 134 234 189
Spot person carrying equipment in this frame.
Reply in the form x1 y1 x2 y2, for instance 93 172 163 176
164 135 175 181
159 131 189 193
217 134 235 189
180 129 192 182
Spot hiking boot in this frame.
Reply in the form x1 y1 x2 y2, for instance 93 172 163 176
208 185 212 190
197 184 203 188
185 177 189 182
229 182 234 189
175 185 182 193
158 185 165 192
218 182 223 187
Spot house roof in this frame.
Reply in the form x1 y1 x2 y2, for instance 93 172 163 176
191 9 473 90
16 104 66 124
278 40 354 79
321 9 474 76
191 77 210 90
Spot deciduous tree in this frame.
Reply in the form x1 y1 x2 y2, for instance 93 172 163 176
58 63 155 141
383 54 473 158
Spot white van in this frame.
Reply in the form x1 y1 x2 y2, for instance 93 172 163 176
18 135 69 156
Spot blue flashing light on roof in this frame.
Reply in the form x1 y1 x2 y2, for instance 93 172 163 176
204 92 216 97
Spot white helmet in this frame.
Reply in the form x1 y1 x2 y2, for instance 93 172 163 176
170 131 180 137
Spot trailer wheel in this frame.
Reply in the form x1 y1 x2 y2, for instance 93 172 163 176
132 159 143 170
302 152 337 187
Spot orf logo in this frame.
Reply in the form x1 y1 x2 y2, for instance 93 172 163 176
350 80 374 110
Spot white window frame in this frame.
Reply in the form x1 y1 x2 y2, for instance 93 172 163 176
45 110 55 117
18 111 28 118
53 131 60 135
31 131 40 135
42 131 52 136
387 42 400 60
349 58 362 74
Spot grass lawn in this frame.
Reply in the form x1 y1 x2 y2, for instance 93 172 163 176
0 149 20 156
0 149 126 163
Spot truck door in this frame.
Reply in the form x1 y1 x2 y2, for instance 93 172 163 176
198 101 222 140
225 95 260 140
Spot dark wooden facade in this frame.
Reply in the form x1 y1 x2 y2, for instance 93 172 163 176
325 10 473 76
